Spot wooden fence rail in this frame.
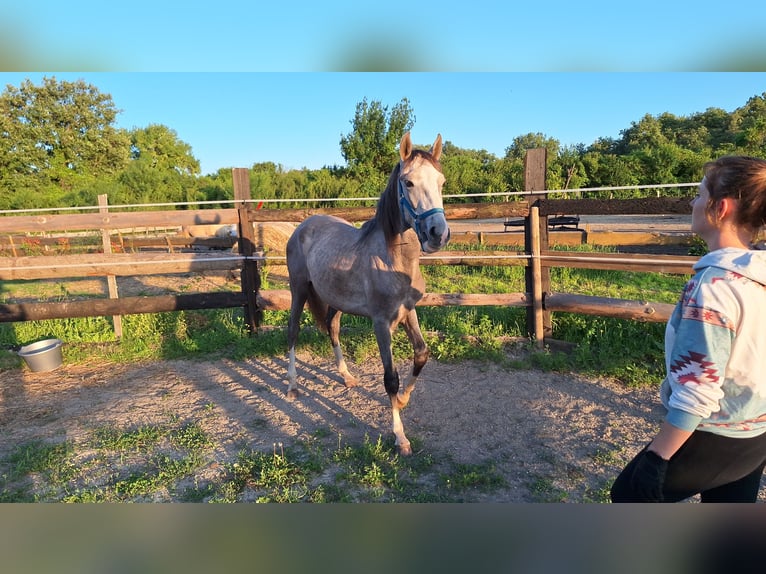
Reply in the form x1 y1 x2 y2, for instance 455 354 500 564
0 163 696 342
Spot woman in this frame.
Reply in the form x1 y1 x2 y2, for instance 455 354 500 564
611 156 766 502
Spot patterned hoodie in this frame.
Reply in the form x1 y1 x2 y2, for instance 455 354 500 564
660 247 766 438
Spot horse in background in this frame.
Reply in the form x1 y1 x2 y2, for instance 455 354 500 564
285 132 450 455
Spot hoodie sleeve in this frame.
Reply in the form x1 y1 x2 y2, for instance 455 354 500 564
664 277 737 432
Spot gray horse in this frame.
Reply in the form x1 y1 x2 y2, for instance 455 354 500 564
286 132 450 455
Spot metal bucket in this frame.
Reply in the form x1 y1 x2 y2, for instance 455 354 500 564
18 338 64 372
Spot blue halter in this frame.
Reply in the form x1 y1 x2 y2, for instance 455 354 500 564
398 179 445 233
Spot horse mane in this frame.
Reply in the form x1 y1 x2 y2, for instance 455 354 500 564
359 161 404 247
359 149 442 248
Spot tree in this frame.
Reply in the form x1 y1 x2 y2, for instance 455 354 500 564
692 107 736 154
554 144 587 195
0 76 130 206
306 168 360 205
339 97 415 187
115 124 201 206
129 124 200 177
440 141 506 201
581 152 641 197
196 169 234 209
619 114 668 152
732 93 766 156
504 132 561 161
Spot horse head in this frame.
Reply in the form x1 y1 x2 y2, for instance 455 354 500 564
397 132 451 253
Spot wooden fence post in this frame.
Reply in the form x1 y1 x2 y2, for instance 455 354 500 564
98 194 123 340
529 206 545 347
233 168 262 333
523 148 552 340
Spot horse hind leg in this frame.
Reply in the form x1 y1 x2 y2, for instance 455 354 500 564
326 307 358 388
286 284 309 401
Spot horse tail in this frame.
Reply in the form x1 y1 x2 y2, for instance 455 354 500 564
306 284 329 334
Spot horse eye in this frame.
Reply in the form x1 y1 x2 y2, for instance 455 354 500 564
404 180 414 188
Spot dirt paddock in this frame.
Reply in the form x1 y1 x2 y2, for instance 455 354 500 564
4 343 762 502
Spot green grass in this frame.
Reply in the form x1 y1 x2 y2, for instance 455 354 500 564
0 423 513 503
0 418 217 503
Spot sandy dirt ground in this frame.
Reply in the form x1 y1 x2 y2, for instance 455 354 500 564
3 344 764 502
0 347 660 502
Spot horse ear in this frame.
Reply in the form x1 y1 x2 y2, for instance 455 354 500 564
430 134 443 161
400 132 412 161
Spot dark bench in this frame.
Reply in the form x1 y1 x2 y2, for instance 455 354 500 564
503 215 581 231
502 218 526 231
548 216 581 230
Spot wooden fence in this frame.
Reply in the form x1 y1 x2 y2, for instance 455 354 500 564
0 158 697 344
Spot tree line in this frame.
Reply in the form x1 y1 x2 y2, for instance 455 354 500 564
1 76 765 211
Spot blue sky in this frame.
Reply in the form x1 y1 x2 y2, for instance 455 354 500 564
2 73 765 176
3 2 766 72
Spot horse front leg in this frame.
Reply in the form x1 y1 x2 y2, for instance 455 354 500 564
326 307 358 388
396 308 429 409
373 319 412 456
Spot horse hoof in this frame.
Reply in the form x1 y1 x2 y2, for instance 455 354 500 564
398 442 412 456
343 377 359 388
286 389 300 401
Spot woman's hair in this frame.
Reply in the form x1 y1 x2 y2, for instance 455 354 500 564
703 155 766 234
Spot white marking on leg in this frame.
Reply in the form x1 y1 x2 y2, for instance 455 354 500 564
334 344 358 387
390 396 412 456
286 347 299 400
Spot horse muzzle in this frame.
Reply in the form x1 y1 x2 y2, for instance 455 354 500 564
417 214 450 253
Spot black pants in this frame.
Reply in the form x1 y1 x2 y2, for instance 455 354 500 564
611 429 766 503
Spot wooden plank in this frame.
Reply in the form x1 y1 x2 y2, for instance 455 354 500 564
585 231 693 246
0 209 239 234
0 248 694 281
538 197 692 216
254 290 531 312
0 292 246 322
450 230 694 250
539 251 695 275
445 203 529 220
0 289 532 322
0 229 690 253
418 292 530 307
545 292 675 322
419 250 528 267
247 202 530 224
0 285 674 324
0 252 244 280
248 206 375 223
